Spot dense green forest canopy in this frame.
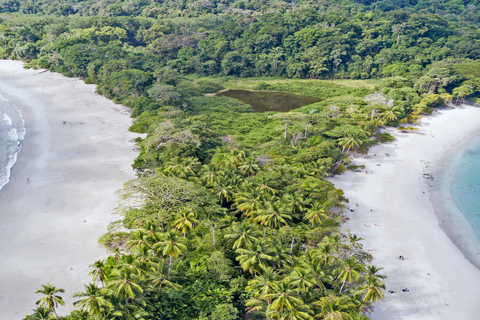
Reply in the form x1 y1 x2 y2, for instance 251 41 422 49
4 0 480 319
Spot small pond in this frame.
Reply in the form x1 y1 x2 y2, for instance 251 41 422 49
216 89 323 112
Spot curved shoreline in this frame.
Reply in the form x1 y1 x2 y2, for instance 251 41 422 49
0 60 141 319
330 105 480 319
430 131 480 270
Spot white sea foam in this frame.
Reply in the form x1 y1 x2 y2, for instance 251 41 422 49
0 93 25 192
7 128 18 140
2 112 12 125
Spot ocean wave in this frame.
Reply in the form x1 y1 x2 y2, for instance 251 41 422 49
2 112 12 126
0 93 25 192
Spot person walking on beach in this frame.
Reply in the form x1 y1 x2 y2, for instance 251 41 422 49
26 178 30 185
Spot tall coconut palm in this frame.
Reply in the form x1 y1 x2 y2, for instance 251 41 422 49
110 247 123 265
301 254 330 291
263 280 304 313
267 305 313 320
234 188 264 217
366 265 386 280
246 267 279 300
348 234 364 249
356 277 385 302
314 295 355 320
154 230 187 266
239 157 261 177
288 268 316 293
126 230 152 252
337 136 363 153
268 238 292 269
381 106 402 123
146 260 181 297
225 221 261 249
119 254 147 276
139 221 162 242
73 283 113 316
134 246 156 270
164 157 200 178
256 178 277 196
281 193 308 216
254 202 291 229
89 260 108 287
173 209 199 237
306 160 328 179
24 307 51 320
34 284 65 318
317 243 336 266
336 258 365 294
214 180 234 206
304 204 329 227
107 268 143 302
236 243 274 274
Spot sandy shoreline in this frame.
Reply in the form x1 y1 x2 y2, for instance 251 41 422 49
331 106 480 319
0 60 141 319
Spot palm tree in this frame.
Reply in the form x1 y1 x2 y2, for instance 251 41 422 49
381 106 402 123
337 136 363 153
139 221 162 241
34 284 65 318
110 247 123 265
268 238 292 269
336 258 365 294
119 254 145 276
348 234 364 249
314 295 355 320
264 280 304 313
246 267 279 300
164 157 200 178
288 268 316 293
236 242 274 274
234 188 263 217
173 209 199 237
73 283 113 315
214 180 234 206
126 230 152 252
304 204 329 227
224 221 261 249
255 178 277 196
306 160 328 179
24 307 52 320
134 246 156 270
301 254 329 291
89 260 108 287
146 260 181 294
239 157 261 177
107 268 143 301
366 265 386 280
317 243 336 266
281 193 308 216
356 277 385 302
254 202 291 229
154 230 187 266
267 305 313 320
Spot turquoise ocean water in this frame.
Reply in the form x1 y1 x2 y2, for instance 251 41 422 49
450 139 480 244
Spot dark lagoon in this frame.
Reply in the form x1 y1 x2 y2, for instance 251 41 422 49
216 89 323 112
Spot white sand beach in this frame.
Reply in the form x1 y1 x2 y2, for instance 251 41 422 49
0 60 141 319
331 106 480 319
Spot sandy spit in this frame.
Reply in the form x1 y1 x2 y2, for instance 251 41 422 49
0 60 142 319
331 106 480 319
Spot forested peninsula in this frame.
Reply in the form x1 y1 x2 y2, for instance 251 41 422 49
1 0 480 319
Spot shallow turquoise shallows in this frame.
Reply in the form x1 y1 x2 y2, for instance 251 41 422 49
450 139 480 243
